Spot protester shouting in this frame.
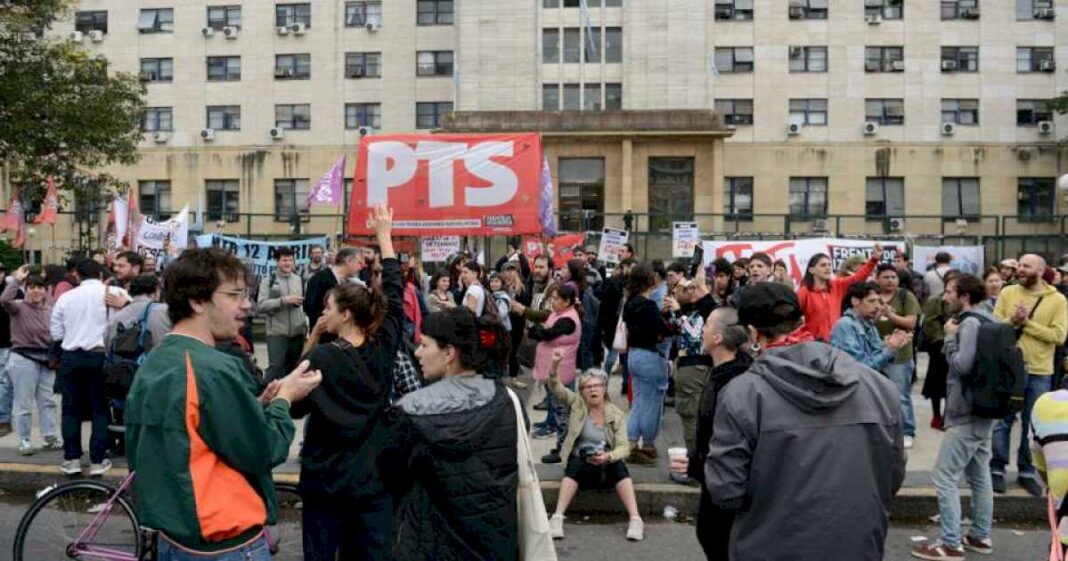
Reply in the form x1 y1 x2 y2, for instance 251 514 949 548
796 244 881 342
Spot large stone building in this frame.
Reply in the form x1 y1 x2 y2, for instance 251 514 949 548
17 0 1068 259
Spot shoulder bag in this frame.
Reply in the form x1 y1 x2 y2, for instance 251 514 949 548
506 388 558 561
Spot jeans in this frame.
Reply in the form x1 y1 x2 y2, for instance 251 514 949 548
604 349 618 377
157 533 271 561
933 419 996 549
991 373 1052 479
543 380 574 450
884 361 916 437
0 348 11 423
59 350 108 463
627 348 669 445
8 353 57 441
302 493 393 561
265 335 304 383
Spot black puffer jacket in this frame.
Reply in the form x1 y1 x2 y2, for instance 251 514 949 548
386 375 519 561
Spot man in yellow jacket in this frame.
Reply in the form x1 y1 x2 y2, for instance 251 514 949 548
991 254 1068 497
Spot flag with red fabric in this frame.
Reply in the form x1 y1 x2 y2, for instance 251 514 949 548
34 177 59 226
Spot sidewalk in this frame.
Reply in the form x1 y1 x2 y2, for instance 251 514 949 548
0 352 1044 521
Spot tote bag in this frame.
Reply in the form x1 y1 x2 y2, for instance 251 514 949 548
612 315 629 353
506 389 558 561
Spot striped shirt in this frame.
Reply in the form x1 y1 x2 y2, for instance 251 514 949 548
1031 389 1068 544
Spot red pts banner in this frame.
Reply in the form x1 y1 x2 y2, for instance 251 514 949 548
521 234 586 261
348 133 543 237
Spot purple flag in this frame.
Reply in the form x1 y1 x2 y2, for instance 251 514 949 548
538 156 557 236
308 156 346 207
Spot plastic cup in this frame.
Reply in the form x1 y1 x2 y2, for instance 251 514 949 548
667 447 687 461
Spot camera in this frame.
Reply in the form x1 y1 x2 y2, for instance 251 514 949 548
578 446 598 461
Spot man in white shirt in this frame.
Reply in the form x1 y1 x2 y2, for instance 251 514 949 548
50 258 130 476
924 251 954 297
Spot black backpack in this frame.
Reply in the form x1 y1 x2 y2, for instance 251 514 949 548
104 303 157 400
958 310 1029 419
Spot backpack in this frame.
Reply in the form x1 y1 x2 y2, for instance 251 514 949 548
104 303 157 400
958 310 1029 419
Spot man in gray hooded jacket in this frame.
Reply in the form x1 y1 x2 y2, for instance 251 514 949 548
705 282 905 561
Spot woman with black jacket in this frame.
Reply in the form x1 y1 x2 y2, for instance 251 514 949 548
622 263 673 464
289 204 403 561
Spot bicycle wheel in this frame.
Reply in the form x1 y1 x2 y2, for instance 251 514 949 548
13 480 142 561
269 482 303 561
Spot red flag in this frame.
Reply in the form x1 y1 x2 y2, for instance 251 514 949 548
125 188 139 247
2 187 25 248
34 177 59 225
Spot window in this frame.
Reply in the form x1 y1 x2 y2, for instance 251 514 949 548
139 58 173 82
789 98 828 125
605 83 622 109
142 107 173 132
865 177 904 218
714 99 754 125
1018 178 1056 218
139 181 173 219
725 177 753 220
941 99 979 125
345 103 382 129
1017 0 1055 20
941 46 979 72
275 104 311 130
207 56 241 81
583 83 601 110
206 180 239 221
788 46 827 72
788 0 828 19
417 0 453 25
75 11 108 34
865 98 905 125
206 106 241 130
584 28 601 63
713 47 754 73
543 84 560 110
543 29 560 63
563 28 581 63
559 158 605 232
563 84 581 110
865 0 902 19
714 0 754 20
605 28 622 63
789 177 828 218
941 0 979 19
864 46 904 72
345 52 381 78
416 102 452 129
1017 47 1055 72
275 54 311 80
137 8 174 33
649 158 695 232
207 5 241 30
275 3 311 27
345 1 382 26
1017 99 1054 125
274 179 310 221
417 51 454 76
942 177 981 217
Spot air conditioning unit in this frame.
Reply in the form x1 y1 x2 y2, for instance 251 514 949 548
787 122 803 135
347 67 366 78
865 13 882 25
68 30 84 43
202 26 215 37
960 7 980 19
152 132 171 143
138 71 154 82
789 46 803 58
358 126 375 136
89 30 104 42
812 218 829 232
865 60 881 72
366 21 381 32
276 25 289 35
891 60 905 71
789 6 805 19
863 121 879 135
1035 8 1056 19
270 127 285 140
223 26 239 39
290 22 307 35
275 67 293 78
941 59 958 71
887 217 905 232
1038 120 1055 135
201 128 215 141
1039 59 1056 72
941 121 957 136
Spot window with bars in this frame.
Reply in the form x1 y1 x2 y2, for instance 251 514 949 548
1017 47 1055 72
725 177 754 220
864 0 902 19
788 46 827 72
275 104 311 130
417 0 453 25
1018 177 1055 219
714 99 754 125
715 0 754 20
275 54 311 80
137 8 174 33
789 99 827 126
941 46 979 72
345 103 381 129
942 177 981 217
941 0 978 19
865 99 905 125
648 158 695 232
206 106 241 130
75 11 108 34
142 108 173 132
416 102 452 129
543 29 560 63
207 6 241 29
605 83 622 109
941 99 979 125
207 56 241 81
864 46 904 72
274 179 310 221
789 177 828 218
276 4 311 27
345 52 381 78
345 1 382 26
788 0 828 19
417 51 454 76
865 177 904 218
559 158 605 232
206 180 240 221
139 181 173 219
1017 99 1054 125
713 47 754 73
140 58 173 82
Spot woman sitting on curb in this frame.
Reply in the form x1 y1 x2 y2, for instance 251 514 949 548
546 349 644 542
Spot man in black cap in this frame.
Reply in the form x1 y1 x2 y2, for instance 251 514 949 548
678 282 905 561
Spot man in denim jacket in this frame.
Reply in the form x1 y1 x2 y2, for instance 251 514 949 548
830 282 911 371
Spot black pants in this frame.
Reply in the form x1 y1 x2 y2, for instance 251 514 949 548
696 489 735 561
265 335 304 383
59 350 108 464
302 492 393 561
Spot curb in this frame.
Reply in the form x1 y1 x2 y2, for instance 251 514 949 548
0 463 1044 523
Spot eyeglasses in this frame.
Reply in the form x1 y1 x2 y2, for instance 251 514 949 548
215 288 250 300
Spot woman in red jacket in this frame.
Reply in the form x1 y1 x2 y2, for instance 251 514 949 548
796 244 883 342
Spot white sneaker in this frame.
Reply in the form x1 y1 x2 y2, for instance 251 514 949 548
18 439 35 456
904 436 914 449
549 514 565 539
89 459 112 476
60 459 82 475
626 517 644 541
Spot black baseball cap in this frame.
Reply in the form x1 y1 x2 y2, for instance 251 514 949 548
737 283 803 330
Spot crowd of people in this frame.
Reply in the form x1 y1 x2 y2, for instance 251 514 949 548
2 211 1068 559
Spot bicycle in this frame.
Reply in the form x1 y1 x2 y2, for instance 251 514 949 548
12 471 303 561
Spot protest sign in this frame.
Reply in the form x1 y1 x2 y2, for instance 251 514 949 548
348 133 543 236
702 238 902 287
134 206 189 260
421 236 462 262
597 228 629 264
195 234 330 278
522 234 586 261
672 222 700 258
911 245 984 275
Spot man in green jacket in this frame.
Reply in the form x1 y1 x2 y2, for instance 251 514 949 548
126 248 321 559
